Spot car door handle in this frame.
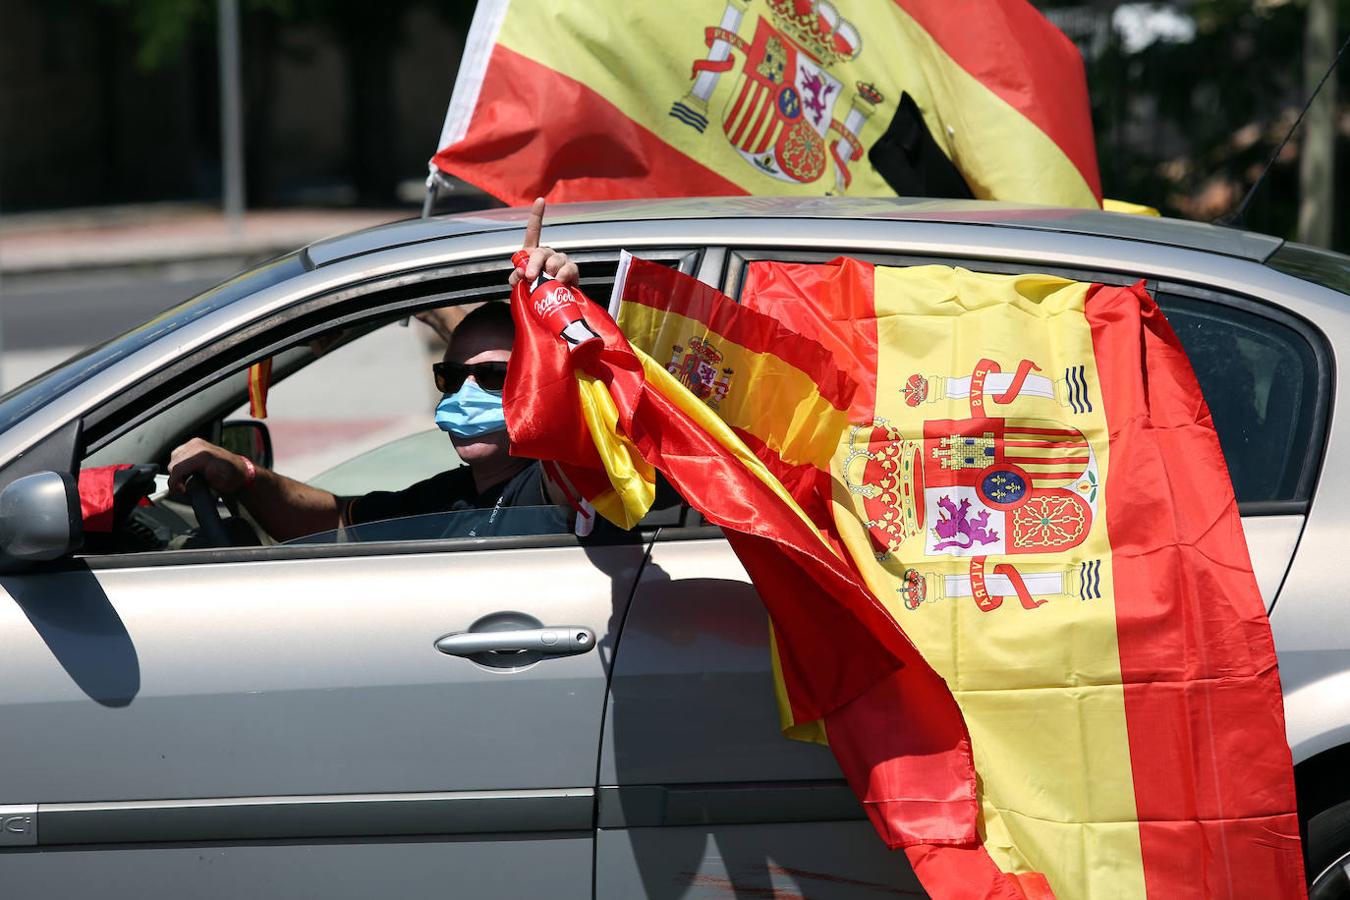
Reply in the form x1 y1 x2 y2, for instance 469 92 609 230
435 627 595 658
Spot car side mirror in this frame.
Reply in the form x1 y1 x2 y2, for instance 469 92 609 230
220 420 273 470
0 471 82 570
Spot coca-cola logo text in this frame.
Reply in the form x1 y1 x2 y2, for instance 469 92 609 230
533 285 577 318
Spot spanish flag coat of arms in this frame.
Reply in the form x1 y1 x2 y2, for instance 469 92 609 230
433 0 1101 207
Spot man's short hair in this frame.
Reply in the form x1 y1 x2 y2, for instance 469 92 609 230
456 301 514 340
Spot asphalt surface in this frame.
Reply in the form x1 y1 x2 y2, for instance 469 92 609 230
0 260 447 483
0 263 236 351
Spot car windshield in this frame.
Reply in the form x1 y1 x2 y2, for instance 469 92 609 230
0 253 308 435
1266 241 1350 295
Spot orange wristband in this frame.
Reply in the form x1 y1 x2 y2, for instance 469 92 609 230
240 456 257 490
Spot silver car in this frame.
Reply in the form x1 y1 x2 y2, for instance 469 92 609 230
0 198 1344 898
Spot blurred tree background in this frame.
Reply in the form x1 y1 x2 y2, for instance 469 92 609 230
1 0 1345 249
1039 0 1346 246
100 0 477 206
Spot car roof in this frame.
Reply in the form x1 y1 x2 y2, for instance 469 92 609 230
306 196 1285 267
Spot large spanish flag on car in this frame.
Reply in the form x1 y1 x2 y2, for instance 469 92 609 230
433 0 1100 207
739 259 1306 898
503 259 1035 897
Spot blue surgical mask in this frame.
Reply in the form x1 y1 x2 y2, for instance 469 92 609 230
435 381 507 438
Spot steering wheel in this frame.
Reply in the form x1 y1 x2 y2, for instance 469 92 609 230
184 474 234 548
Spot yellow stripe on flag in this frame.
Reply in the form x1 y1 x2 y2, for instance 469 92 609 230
575 371 656 528
1103 198 1161 216
827 264 1145 896
637 348 821 536
620 303 848 470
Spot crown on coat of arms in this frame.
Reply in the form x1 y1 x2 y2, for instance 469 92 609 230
766 0 861 66
856 81 884 106
903 373 929 406
842 420 922 557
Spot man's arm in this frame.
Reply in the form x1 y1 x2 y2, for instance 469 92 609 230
167 438 341 542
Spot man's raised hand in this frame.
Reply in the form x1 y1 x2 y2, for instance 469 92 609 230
509 197 579 288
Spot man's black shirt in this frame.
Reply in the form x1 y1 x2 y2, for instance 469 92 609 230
344 461 569 538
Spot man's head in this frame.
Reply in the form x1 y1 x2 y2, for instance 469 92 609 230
436 302 514 465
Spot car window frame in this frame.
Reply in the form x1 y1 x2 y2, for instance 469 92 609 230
65 247 702 570
716 247 1332 518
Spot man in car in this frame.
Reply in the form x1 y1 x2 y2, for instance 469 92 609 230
167 199 581 543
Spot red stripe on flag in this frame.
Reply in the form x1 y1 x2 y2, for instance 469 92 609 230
433 45 747 205
753 118 777 155
731 425 839 548
748 87 777 150
893 0 1101 201
725 80 753 140
623 257 857 411
742 258 879 423
1086 282 1305 897
729 83 761 147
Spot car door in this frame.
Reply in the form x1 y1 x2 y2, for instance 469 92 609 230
0 536 644 899
0 250 687 898
596 244 1330 898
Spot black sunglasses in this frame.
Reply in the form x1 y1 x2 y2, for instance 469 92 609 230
433 361 508 395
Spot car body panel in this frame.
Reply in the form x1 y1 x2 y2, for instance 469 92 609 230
1245 516 1306 611
3 834 593 899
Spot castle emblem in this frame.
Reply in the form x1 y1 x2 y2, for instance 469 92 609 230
671 0 882 191
667 336 735 409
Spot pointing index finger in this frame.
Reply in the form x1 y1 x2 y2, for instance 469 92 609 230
522 197 545 250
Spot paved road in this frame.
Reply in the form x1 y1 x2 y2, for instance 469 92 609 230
0 263 239 391
0 261 448 483
1 263 235 350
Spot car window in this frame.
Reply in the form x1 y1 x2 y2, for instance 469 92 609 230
1267 241 1350 295
73 248 703 560
77 312 470 555
1155 292 1322 505
223 318 458 488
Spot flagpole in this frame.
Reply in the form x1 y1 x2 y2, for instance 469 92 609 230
218 0 245 237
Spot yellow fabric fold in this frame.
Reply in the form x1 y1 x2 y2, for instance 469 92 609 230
575 371 656 529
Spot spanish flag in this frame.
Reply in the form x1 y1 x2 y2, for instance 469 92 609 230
740 259 1306 897
502 257 1002 893
433 0 1099 207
